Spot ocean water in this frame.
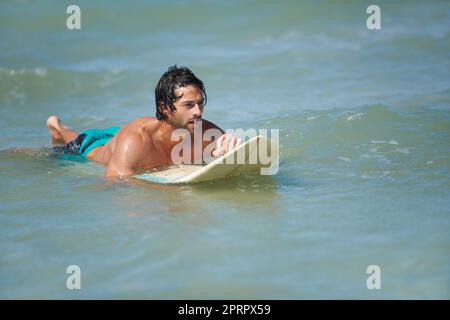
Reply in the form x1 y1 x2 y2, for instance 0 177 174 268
0 0 449 299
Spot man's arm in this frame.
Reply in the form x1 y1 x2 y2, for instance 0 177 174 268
105 134 146 178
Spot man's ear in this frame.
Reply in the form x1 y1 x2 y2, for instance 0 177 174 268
159 103 170 118
163 105 176 117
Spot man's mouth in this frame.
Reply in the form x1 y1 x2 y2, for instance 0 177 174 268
188 118 201 125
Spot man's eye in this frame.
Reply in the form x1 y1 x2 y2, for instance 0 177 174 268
184 102 204 109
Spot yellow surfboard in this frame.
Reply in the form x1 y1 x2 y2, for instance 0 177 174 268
134 135 278 184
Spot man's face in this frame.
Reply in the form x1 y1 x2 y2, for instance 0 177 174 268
165 85 204 133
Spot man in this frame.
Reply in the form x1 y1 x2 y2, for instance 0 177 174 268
47 65 241 177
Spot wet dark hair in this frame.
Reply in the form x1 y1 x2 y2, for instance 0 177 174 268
155 65 207 121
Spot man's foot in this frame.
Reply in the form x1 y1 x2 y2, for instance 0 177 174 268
46 115 66 145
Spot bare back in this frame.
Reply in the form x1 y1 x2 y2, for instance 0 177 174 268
86 116 222 177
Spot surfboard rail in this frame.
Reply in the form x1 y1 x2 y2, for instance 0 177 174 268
134 135 278 184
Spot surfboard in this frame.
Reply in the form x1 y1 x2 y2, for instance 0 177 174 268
134 135 278 184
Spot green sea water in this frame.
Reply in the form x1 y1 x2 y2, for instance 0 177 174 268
0 0 449 298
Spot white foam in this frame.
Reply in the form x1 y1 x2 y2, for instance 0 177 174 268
33 68 48 77
346 113 364 121
2 67 48 77
338 157 351 162
110 67 122 74
395 148 411 155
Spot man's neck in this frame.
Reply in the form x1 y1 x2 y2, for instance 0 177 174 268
152 121 186 155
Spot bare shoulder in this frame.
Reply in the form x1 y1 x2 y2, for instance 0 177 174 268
104 117 160 177
125 116 158 131
103 132 148 177
115 132 148 157
116 117 158 139
111 117 158 158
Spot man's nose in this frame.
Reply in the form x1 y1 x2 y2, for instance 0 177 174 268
192 104 202 117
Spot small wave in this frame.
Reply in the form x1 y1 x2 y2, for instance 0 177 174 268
346 113 365 121
1 147 54 159
263 104 445 179
0 67 48 77
393 148 412 155
251 29 361 52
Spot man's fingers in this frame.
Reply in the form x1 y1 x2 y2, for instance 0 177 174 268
224 134 231 153
227 136 237 152
213 134 227 157
216 134 225 146
216 135 225 151
214 134 241 157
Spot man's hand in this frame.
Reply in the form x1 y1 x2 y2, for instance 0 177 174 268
212 133 242 157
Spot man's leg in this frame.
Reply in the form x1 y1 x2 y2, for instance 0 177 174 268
46 115 79 145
